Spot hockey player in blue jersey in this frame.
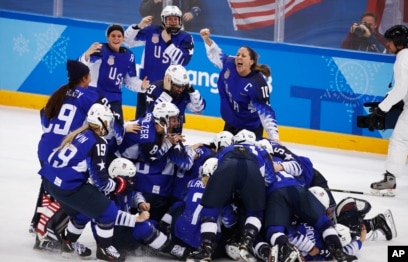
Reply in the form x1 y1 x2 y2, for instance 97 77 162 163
160 158 238 260
145 64 206 132
171 142 213 202
287 186 365 261
118 102 195 222
263 149 357 261
105 157 191 260
256 138 337 210
171 130 233 202
79 24 149 146
200 28 278 140
32 60 112 251
39 103 142 261
188 130 274 262
124 5 194 118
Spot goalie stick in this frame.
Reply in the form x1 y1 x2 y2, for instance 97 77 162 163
326 188 395 197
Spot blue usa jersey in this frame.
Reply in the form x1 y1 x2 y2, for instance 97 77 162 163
118 113 159 162
266 153 303 194
118 113 194 197
217 144 275 186
204 41 278 140
172 145 215 201
79 43 143 103
145 80 206 130
123 25 194 82
173 178 237 249
269 140 315 187
37 87 106 163
290 223 362 261
38 129 114 193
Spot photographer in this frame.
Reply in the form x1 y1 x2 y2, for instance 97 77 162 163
363 25 408 196
341 11 386 53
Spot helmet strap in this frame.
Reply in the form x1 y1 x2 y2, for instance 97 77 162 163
98 117 109 136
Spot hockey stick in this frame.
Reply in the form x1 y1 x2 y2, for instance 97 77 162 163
326 188 395 197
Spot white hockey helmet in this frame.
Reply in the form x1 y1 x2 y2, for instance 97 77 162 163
161 5 182 34
108 158 136 178
335 223 352 247
309 186 330 210
256 139 273 154
213 131 233 151
165 65 190 87
232 129 256 145
199 157 218 177
153 102 180 127
86 103 114 137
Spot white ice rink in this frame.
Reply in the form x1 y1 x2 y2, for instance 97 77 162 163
0 105 407 261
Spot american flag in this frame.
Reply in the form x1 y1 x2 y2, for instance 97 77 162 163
228 0 322 30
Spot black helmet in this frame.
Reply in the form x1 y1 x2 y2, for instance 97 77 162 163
384 25 408 47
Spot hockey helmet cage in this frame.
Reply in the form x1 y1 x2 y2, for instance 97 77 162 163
161 5 182 34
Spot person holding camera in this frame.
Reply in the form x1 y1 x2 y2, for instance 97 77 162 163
340 11 386 53
368 25 408 196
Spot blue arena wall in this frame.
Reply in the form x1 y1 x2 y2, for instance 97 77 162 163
0 10 394 154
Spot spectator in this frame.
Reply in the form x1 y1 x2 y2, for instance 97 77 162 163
200 28 279 140
124 5 194 119
340 11 386 53
139 0 202 31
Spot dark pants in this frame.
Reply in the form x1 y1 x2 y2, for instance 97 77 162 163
43 180 111 219
201 148 266 212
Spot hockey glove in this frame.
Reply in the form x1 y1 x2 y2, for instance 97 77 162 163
186 84 195 93
367 107 385 131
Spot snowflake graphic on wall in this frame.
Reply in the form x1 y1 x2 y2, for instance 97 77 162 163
34 25 70 73
322 56 377 123
13 34 30 56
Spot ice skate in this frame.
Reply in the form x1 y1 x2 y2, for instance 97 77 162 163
239 233 257 262
33 234 61 252
225 240 240 260
61 239 92 259
370 172 396 196
254 242 271 262
270 243 304 262
186 245 213 262
380 209 397 240
96 245 124 261
329 247 357 261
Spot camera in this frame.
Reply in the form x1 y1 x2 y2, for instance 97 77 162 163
357 114 383 131
354 22 369 37
356 101 403 131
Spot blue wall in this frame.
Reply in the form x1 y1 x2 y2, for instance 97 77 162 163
0 10 395 140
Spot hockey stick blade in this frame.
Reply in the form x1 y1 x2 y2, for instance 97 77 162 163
327 188 395 197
